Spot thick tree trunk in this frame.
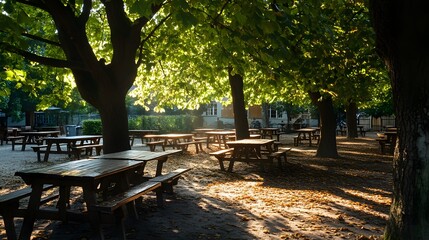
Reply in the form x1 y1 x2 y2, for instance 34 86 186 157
309 92 338 158
98 93 131 154
345 101 358 138
228 68 249 140
371 1 429 238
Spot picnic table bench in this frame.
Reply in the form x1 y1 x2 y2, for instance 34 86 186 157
376 131 397 155
294 128 319 147
146 140 165 151
90 168 191 239
70 144 103 159
176 140 205 153
0 184 58 240
36 135 102 161
144 134 198 153
6 136 25 151
210 139 290 172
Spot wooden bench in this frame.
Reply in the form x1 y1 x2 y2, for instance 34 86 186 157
90 181 162 240
0 184 58 240
268 147 291 169
148 168 192 194
293 136 299 146
31 145 49 162
71 144 103 159
91 168 191 239
376 138 392 155
312 133 320 145
6 136 25 151
146 140 165 152
209 148 234 171
176 140 205 153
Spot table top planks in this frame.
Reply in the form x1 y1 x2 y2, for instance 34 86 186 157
15 159 143 182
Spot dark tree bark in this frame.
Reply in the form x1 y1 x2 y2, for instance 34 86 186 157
228 68 250 140
309 92 338 158
261 102 270 128
12 1 163 154
370 0 429 238
345 101 358 138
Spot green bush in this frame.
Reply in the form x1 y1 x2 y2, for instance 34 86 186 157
82 119 102 135
135 115 202 133
128 117 142 130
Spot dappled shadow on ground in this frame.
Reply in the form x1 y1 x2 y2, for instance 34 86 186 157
0 134 391 239
176 135 392 239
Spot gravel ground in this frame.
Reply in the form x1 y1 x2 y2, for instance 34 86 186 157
0 132 392 240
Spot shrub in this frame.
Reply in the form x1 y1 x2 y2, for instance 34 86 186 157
138 115 202 133
82 119 102 135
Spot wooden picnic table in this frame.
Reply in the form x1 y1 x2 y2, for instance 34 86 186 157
295 128 319 146
260 128 281 141
144 133 194 149
376 130 398 154
19 131 60 151
128 129 160 146
41 135 102 161
92 149 181 176
205 131 235 149
193 128 218 134
14 158 147 239
223 139 275 172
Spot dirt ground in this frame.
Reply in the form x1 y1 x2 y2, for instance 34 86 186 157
0 132 392 240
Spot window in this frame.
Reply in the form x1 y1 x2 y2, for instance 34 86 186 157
269 108 283 119
206 102 218 116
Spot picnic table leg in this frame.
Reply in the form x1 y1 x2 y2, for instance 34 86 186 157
81 183 102 239
1 202 19 240
155 157 168 176
57 186 71 222
130 135 135 146
43 143 53 162
227 160 235 172
216 157 226 171
21 136 28 151
18 184 43 240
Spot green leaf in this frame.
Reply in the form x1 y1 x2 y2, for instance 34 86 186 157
176 10 198 28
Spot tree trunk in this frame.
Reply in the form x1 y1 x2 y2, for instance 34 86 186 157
309 91 338 158
371 1 429 238
261 102 270 128
98 93 131 154
345 101 358 138
228 68 249 140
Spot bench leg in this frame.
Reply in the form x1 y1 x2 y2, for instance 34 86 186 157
227 160 235 172
1 203 19 240
96 146 103 155
155 188 164 208
293 138 298 146
194 143 202 153
216 157 226 171
380 143 385 155
74 150 81 159
36 151 41 162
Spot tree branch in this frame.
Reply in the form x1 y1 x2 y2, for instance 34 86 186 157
79 0 92 25
15 0 48 11
213 0 231 24
21 32 61 47
137 13 172 66
1 42 84 70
